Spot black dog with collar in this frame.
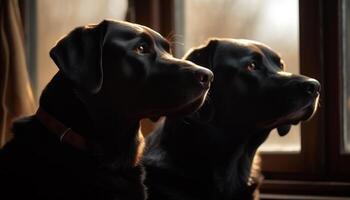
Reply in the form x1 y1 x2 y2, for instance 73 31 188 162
0 20 212 200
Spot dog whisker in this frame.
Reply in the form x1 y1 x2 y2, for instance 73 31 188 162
166 33 185 50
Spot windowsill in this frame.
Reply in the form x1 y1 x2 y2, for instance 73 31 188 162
261 179 350 197
261 194 350 200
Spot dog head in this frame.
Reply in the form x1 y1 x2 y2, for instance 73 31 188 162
50 20 213 120
185 38 320 137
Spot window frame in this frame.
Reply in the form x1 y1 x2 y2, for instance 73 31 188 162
128 0 174 42
327 0 350 179
262 0 324 178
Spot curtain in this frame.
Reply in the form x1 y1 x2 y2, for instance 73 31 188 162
0 0 36 147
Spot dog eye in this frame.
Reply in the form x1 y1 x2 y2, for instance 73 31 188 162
135 42 151 55
246 62 257 71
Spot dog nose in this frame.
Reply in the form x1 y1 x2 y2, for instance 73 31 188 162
301 79 321 96
195 69 214 88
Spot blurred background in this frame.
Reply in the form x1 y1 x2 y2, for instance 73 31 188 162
1 0 349 198
33 0 301 153
179 0 300 152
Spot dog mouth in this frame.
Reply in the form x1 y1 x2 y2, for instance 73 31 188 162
276 92 320 136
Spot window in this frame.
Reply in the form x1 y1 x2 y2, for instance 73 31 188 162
342 0 350 153
175 0 301 153
170 0 311 174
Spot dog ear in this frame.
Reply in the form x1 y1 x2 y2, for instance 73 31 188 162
277 124 291 136
183 39 218 70
50 21 108 94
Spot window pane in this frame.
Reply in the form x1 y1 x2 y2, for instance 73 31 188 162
176 0 300 152
36 0 127 95
342 0 350 153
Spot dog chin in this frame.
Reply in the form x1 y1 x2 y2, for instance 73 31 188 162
145 90 209 119
167 91 209 117
276 94 320 137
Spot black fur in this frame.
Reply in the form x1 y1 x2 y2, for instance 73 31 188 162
144 39 320 200
0 20 212 200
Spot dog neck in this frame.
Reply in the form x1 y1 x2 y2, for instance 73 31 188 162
154 116 269 199
35 107 88 151
39 73 143 169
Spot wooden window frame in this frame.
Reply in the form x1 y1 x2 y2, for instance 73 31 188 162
262 0 325 178
128 0 175 42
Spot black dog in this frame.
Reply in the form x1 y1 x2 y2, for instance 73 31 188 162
0 20 213 200
143 38 320 200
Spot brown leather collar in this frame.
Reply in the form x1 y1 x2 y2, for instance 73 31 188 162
35 107 87 151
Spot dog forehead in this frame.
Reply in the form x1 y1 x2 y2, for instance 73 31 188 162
105 20 145 38
103 20 167 45
215 39 259 58
228 39 262 53
222 39 281 61
138 25 164 39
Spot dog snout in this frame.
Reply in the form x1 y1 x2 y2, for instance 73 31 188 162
194 69 214 89
300 79 321 97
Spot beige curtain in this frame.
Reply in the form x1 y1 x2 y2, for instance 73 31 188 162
0 0 36 147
